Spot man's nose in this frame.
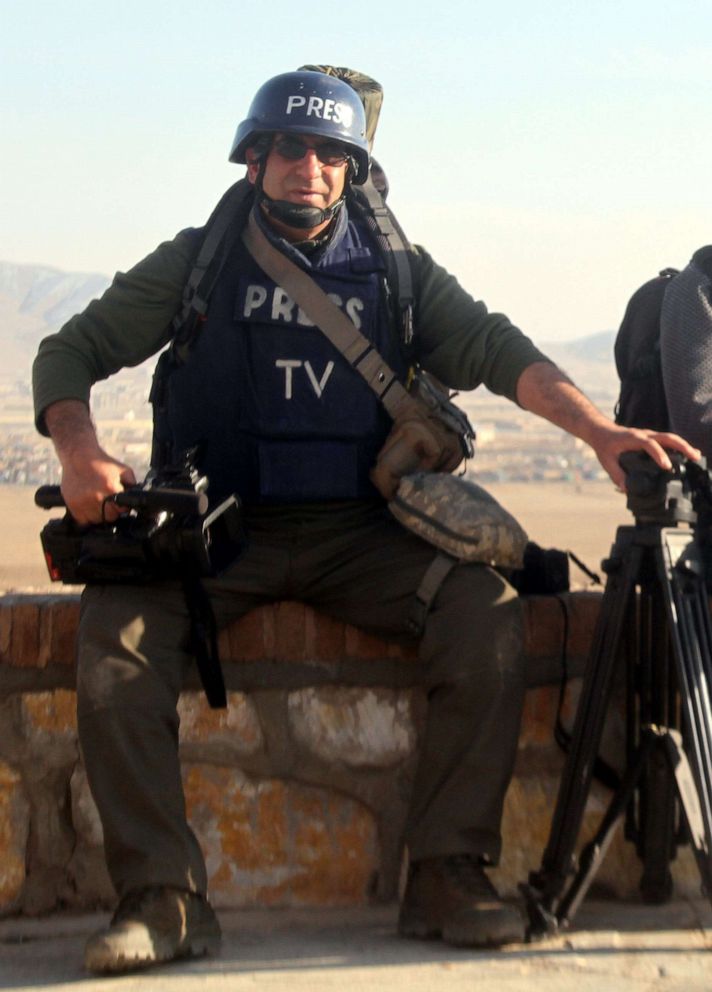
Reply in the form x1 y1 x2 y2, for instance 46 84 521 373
294 149 323 177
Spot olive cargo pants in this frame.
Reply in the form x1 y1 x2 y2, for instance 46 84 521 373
77 502 525 898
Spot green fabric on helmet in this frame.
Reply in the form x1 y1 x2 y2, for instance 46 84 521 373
298 65 384 150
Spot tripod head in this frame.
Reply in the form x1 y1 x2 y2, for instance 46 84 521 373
620 451 712 529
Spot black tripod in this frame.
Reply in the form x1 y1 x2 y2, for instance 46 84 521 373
522 452 712 937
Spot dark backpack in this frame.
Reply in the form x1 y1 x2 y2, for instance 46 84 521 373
613 267 679 430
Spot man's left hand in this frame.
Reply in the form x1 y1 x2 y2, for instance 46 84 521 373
587 423 701 490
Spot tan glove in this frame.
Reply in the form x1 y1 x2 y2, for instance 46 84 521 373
370 417 464 500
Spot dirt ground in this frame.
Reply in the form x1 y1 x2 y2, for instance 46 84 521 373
486 479 630 584
0 486 65 591
0 481 631 593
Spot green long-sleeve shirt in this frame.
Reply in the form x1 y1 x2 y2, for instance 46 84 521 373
32 220 550 434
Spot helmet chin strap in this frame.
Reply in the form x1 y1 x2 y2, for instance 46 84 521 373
252 155 352 232
258 192 344 230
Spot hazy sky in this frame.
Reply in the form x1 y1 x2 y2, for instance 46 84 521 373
3 0 710 342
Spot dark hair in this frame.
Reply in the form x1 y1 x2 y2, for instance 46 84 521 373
246 133 273 164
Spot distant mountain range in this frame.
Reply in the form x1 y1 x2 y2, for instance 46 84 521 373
0 260 619 393
0 261 111 384
539 331 619 398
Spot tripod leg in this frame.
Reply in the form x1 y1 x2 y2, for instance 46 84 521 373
682 587 712 815
661 729 712 897
557 733 655 927
564 725 712 923
636 574 676 904
638 739 676 903
658 531 712 904
523 528 642 934
556 723 712 925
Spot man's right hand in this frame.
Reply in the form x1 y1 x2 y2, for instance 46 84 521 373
43 400 137 525
59 449 137 525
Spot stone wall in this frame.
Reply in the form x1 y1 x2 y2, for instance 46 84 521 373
0 592 701 915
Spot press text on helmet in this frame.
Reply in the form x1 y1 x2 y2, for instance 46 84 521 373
285 95 353 127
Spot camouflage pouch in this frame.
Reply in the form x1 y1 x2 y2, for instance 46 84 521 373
389 472 528 568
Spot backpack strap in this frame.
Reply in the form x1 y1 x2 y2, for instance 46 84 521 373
170 179 255 362
351 178 415 347
150 180 254 469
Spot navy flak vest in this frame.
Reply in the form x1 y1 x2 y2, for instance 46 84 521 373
154 210 408 506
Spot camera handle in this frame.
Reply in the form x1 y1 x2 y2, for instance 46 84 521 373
34 484 208 517
520 522 712 937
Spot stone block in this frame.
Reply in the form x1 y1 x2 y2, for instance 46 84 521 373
183 764 378 908
15 693 79 914
564 592 603 664
518 676 605 750
0 602 11 658
178 691 263 756
37 606 53 668
68 763 115 905
522 596 565 665
288 687 417 768
273 601 308 661
0 761 29 911
46 599 80 667
307 609 345 661
218 607 267 662
21 691 77 756
69 764 103 848
8 602 42 668
344 624 394 660
518 685 564 748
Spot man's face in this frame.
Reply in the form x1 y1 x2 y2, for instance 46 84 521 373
247 132 348 239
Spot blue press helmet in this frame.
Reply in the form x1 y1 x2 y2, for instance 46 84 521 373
229 70 370 184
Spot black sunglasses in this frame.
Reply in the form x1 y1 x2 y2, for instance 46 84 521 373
272 136 349 167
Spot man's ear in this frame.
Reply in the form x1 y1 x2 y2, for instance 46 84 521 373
245 149 260 185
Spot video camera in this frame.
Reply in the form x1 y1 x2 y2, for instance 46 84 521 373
35 455 245 585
